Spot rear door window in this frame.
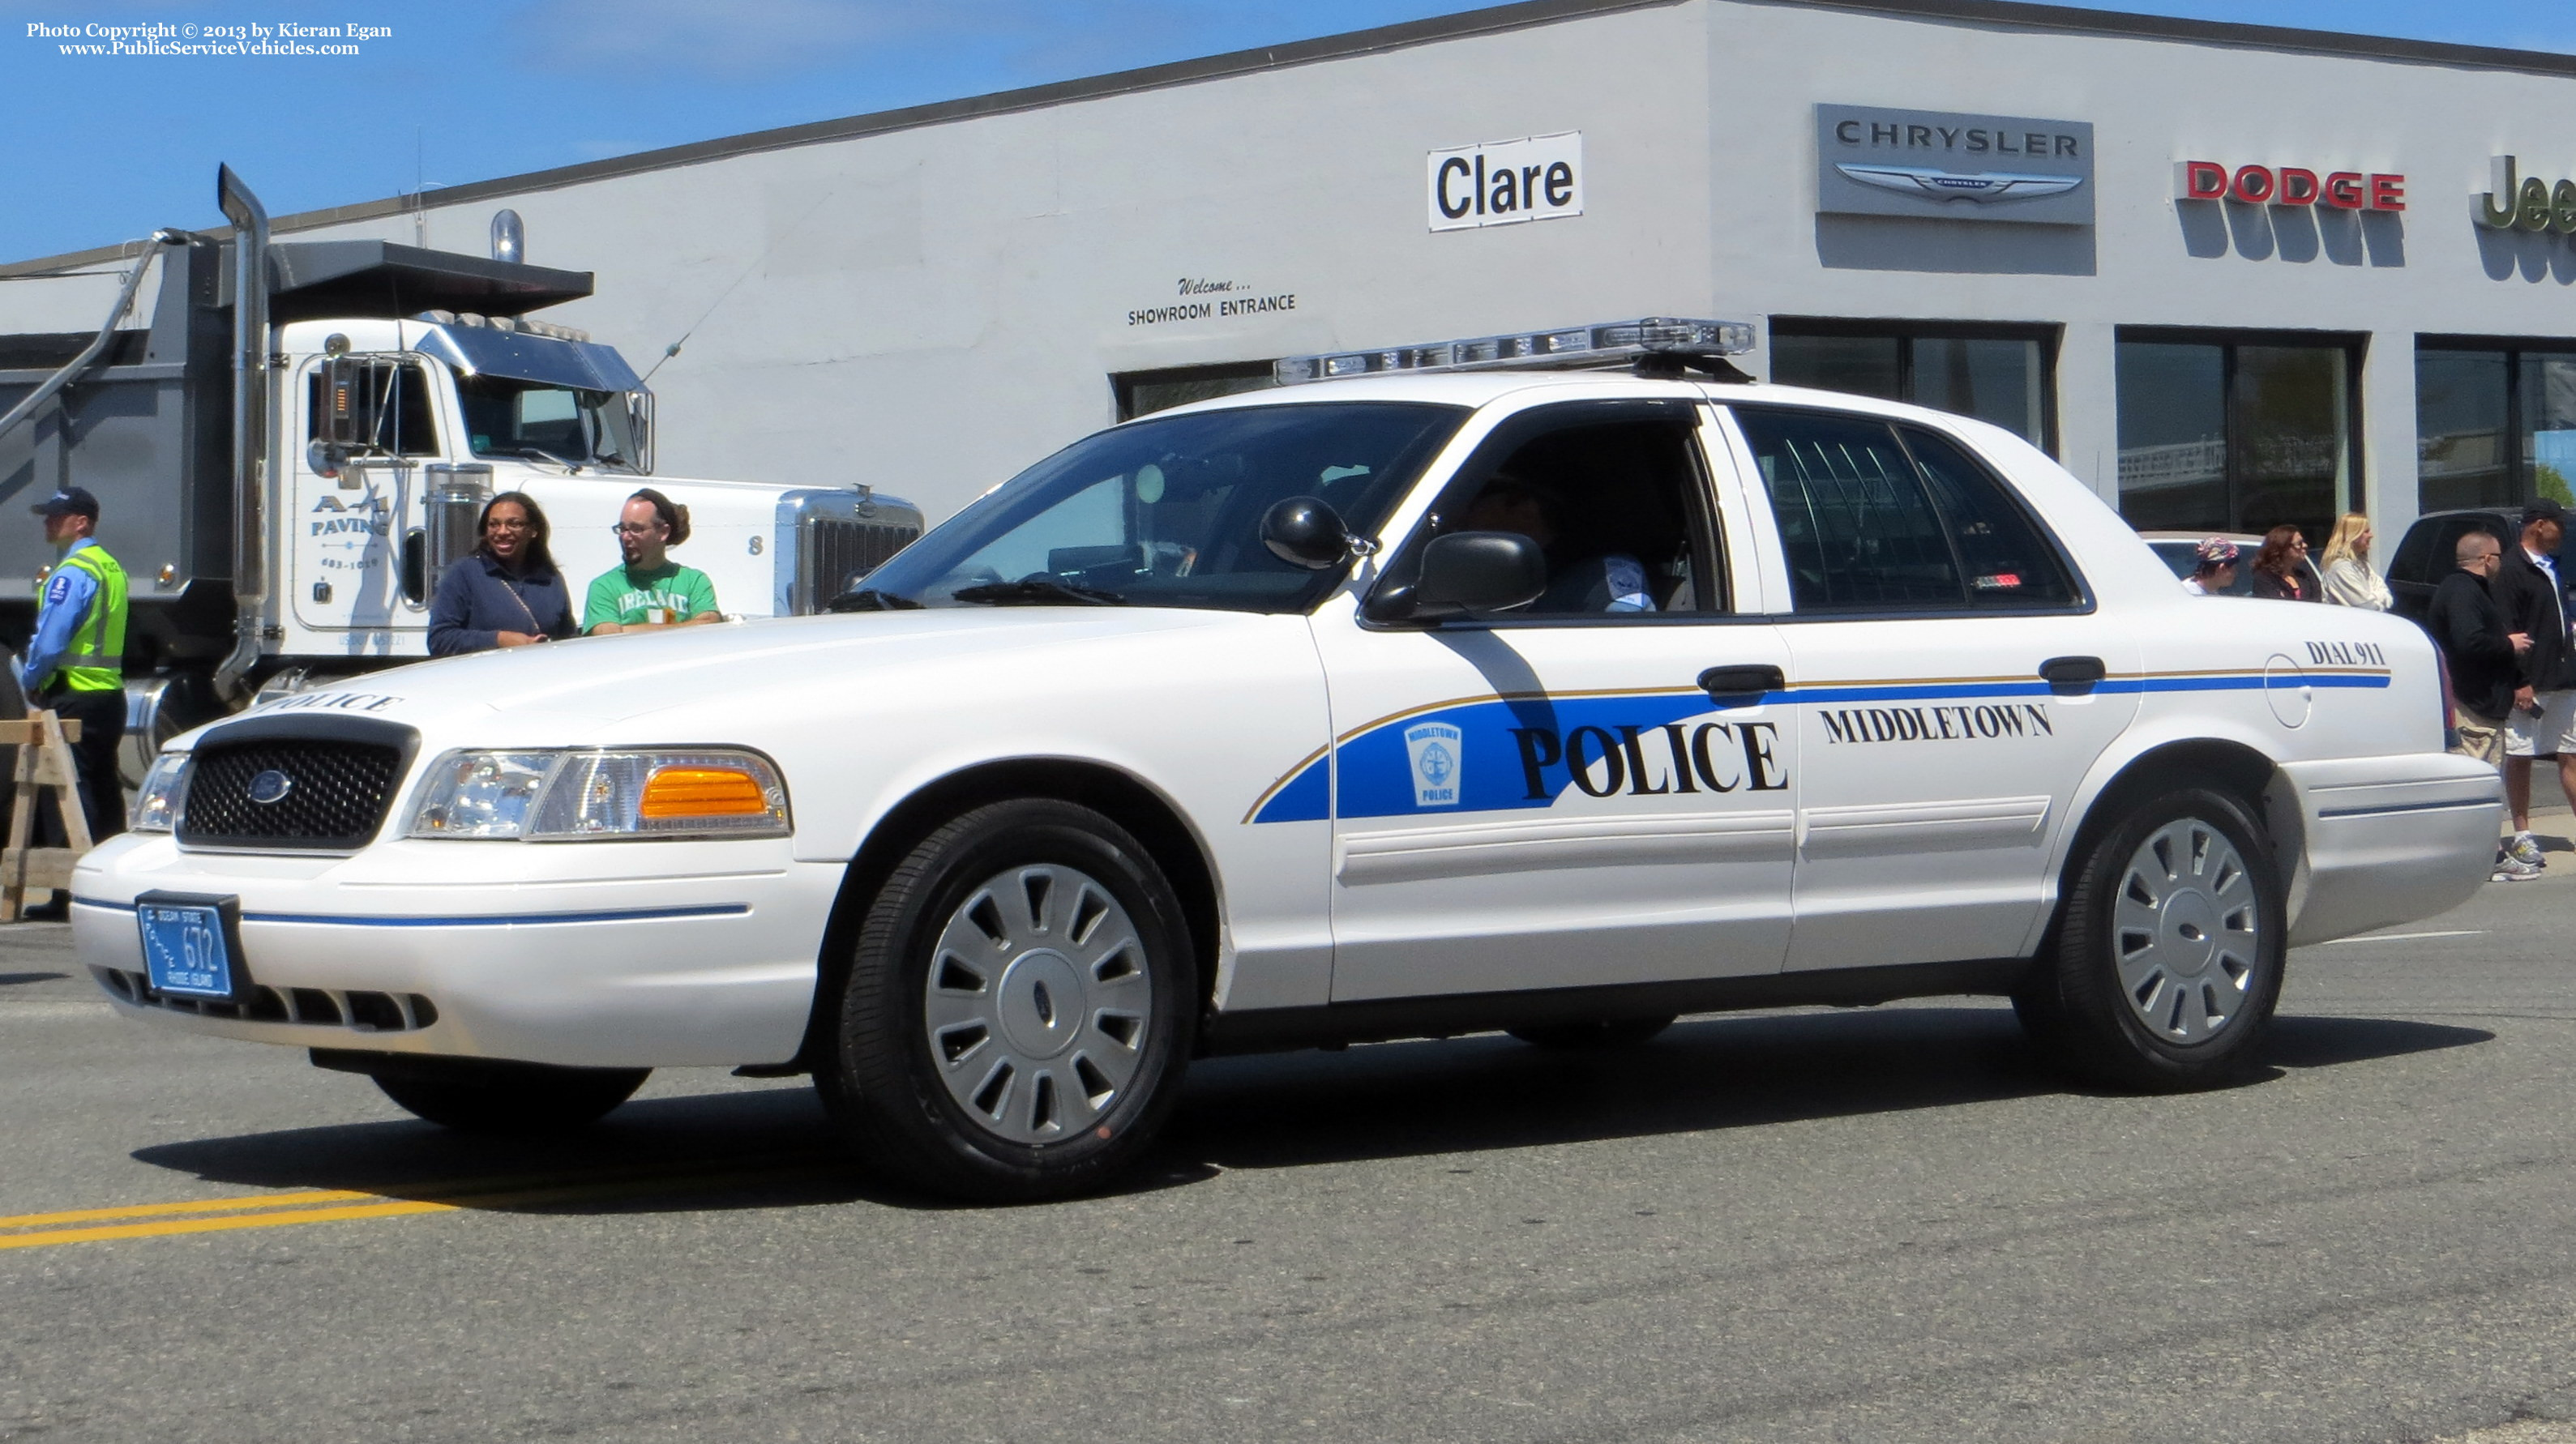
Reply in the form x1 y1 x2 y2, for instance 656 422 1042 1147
1730 406 2079 612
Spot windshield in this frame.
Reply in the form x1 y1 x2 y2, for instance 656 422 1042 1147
859 402 1468 613
458 375 643 471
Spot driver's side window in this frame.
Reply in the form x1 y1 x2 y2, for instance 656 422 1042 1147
1448 417 1721 617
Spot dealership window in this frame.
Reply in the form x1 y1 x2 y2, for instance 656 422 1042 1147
2416 340 2576 514
2114 330 2360 541
1767 320 2056 451
1113 362 1276 421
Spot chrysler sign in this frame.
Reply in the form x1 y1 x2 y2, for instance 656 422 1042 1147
1816 104 2095 227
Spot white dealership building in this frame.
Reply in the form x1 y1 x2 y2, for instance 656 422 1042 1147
11 0 2576 551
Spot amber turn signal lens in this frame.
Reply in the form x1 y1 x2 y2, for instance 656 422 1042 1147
639 767 771 819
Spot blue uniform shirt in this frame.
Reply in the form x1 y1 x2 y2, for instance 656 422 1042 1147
23 539 101 694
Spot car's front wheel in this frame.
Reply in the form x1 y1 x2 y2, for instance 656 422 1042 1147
2017 786 2286 1091
817 799 1196 1202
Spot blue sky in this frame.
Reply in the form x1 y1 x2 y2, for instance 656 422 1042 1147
0 0 2565 263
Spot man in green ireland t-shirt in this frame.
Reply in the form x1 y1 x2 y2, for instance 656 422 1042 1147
585 489 723 634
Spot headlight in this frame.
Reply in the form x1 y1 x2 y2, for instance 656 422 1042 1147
131 751 190 834
409 750 558 838
408 748 789 841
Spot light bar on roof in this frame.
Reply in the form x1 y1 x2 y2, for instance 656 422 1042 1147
1273 317 1756 386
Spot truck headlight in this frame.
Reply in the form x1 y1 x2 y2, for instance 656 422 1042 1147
131 752 191 834
409 749 790 840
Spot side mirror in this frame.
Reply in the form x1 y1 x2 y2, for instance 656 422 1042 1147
1260 496 1351 570
623 388 656 474
1376 532 1546 622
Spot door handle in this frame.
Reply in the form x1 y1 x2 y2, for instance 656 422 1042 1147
1697 664 1785 700
2039 655 2106 690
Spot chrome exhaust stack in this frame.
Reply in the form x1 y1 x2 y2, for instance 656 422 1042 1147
213 165 268 704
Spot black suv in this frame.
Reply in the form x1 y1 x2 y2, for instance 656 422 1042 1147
2386 508 2525 622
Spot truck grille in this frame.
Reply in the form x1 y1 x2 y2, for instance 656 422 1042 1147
178 737 405 851
799 518 919 612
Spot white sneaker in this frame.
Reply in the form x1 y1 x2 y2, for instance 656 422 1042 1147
2508 832 2547 867
2493 853 2545 882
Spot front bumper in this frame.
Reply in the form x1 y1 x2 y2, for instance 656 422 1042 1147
71 834 844 1068
2277 753 2504 946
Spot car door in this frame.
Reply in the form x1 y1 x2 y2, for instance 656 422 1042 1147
1715 404 2140 972
290 355 434 635
1295 396 1799 1003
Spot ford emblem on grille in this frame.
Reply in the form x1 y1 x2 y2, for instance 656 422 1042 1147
246 769 295 805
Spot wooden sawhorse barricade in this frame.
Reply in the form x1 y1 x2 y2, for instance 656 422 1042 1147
0 711 87 921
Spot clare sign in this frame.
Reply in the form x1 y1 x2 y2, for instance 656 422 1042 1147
1427 133 1583 232
1816 104 2094 227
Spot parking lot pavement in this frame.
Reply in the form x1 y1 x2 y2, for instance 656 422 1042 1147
7 868 2576 1444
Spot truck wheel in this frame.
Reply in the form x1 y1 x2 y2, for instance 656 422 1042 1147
371 1059 651 1134
817 799 1196 1203
2017 787 2285 1092
1507 1016 1676 1049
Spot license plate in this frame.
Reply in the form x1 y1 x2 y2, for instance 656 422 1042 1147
138 899 238 999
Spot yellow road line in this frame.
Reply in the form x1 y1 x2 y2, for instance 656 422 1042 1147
0 1189 374 1230
0 1157 862 1252
0 1198 456 1250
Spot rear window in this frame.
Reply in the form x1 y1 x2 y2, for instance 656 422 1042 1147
1731 407 2079 612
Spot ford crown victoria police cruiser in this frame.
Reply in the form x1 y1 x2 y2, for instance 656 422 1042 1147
73 320 2503 1201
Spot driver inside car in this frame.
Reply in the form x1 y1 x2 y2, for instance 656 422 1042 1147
1455 472 1657 614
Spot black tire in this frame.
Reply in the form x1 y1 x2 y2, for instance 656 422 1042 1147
2017 786 2286 1091
816 799 1197 1203
371 1059 650 1134
1507 1015 1677 1050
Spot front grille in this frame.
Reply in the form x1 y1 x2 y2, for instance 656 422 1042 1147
799 517 919 611
178 738 404 850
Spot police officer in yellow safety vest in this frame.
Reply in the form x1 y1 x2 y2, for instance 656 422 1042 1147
22 487 128 861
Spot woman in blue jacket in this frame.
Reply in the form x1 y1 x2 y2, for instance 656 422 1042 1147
427 492 578 655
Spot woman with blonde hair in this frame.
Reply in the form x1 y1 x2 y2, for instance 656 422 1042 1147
2318 511 2392 611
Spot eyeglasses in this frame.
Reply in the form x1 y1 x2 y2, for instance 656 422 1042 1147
485 518 533 532
610 523 663 537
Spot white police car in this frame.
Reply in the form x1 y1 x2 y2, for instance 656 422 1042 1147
75 319 2502 1201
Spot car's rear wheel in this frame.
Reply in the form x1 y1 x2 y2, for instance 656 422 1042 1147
370 1059 651 1134
1507 1016 1676 1049
2017 786 2285 1091
817 799 1196 1203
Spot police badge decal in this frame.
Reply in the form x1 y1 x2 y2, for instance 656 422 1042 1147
1403 721 1463 808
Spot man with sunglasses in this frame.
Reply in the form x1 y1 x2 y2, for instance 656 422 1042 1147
584 488 721 634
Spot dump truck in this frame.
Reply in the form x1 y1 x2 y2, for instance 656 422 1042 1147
0 169 923 777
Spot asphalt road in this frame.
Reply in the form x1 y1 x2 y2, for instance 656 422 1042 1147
6 865 2576 1444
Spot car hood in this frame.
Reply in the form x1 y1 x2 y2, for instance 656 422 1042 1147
180 609 1264 749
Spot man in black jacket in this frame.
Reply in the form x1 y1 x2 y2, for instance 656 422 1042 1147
2495 499 2576 868
2432 530 2527 769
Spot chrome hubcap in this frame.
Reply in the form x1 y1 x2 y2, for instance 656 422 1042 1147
2112 818 2262 1045
923 864 1152 1145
